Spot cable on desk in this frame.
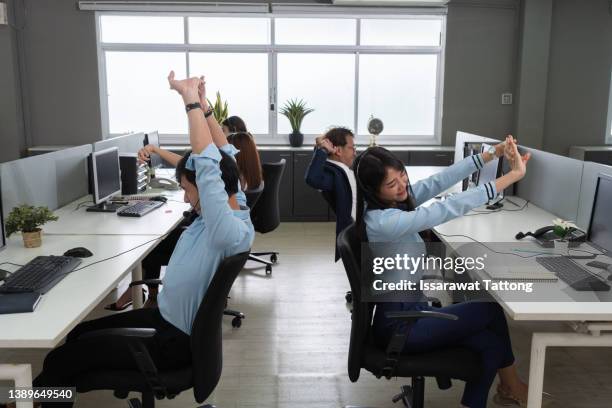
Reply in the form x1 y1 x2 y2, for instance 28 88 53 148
74 200 94 211
434 231 549 259
465 199 529 216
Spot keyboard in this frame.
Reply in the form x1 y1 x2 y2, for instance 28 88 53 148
536 256 610 291
116 200 164 217
0 256 82 294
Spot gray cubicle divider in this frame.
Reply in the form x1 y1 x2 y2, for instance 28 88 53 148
1 144 93 219
1 154 59 219
52 144 92 207
515 147 584 222
576 161 612 232
93 132 145 154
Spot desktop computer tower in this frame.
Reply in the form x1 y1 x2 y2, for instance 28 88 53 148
119 154 148 195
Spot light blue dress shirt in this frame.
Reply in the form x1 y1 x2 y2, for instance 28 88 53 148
158 144 255 335
365 153 497 243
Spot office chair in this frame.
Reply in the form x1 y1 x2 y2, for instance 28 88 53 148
74 252 250 408
319 190 354 304
337 225 482 408
249 159 286 275
221 183 265 328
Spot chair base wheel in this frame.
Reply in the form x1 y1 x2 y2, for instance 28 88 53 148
265 265 272 275
270 253 278 264
345 291 353 303
232 316 243 328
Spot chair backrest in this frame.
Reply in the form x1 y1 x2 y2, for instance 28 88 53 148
250 159 286 233
337 224 372 382
245 182 264 210
190 251 250 403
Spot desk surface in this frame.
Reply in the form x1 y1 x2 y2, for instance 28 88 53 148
0 234 162 347
43 189 190 236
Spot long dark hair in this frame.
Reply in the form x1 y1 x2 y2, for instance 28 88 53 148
354 147 416 242
226 132 262 190
222 116 247 133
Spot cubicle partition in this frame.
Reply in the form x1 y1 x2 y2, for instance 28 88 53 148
0 144 93 219
576 161 612 231
93 132 145 153
515 147 584 223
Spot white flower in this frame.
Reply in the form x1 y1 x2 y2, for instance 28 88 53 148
552 218 577 230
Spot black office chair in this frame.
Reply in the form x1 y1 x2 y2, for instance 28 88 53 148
319 190 354 304
221 183 265 328
337 225 482 408
249 159 286 275
74 252 250 408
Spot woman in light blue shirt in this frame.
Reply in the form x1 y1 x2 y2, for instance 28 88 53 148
354 140 532 408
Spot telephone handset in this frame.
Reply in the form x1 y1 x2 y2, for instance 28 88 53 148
149 177 180 191
515 226 587 248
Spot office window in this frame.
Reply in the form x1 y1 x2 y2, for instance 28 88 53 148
189 53 269 135
105 52 187 134
97 13 446 144
277 53 355 135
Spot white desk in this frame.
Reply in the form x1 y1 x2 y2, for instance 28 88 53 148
0 234 165 407
433 195 612 408
43 190 189 236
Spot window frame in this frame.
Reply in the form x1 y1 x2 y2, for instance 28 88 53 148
96 11 446 145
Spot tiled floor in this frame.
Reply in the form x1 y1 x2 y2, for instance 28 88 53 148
2 222 612 407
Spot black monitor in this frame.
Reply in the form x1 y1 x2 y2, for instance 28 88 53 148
0 177 5 252
87 147 122 212
144 131 163 168
588 173 612 255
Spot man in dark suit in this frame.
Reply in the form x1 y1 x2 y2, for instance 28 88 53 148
305 127 356 261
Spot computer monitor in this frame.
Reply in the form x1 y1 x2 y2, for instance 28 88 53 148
87 147 122 212
144 131 163 168
588 173 612 255
0 177 5 252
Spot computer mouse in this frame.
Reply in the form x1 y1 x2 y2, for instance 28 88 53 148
64 247 93 258
150 196 168 203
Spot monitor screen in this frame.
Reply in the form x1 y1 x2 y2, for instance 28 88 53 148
144 131 163 168
588 174 612 254
0 177 5 251
92 147 121 204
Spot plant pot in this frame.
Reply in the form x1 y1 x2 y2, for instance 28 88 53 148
22 229 42 248
289 131 304 147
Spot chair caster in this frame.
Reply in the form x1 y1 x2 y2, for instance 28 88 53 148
345 291 353 303
270 253 278 264
232 316 243 328
265 265 272 275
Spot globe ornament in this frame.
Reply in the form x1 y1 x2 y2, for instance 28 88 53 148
367 117 383 146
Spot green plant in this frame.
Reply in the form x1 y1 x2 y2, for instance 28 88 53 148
206 91 229 124
280 99 314 133
5 205 59 236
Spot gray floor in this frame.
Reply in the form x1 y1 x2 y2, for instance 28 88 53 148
2 222 612 407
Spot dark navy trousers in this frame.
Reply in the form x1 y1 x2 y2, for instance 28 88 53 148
374 301 515 408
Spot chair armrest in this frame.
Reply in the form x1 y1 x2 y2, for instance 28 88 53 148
129 279 163 288
76 328 157 341
384 310 458 322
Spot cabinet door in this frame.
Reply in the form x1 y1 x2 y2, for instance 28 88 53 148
409 151 454 166
292 152 330 220
259 150 293 221
584 151 612 166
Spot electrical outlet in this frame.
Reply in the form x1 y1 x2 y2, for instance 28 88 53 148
0 2 7 26
501 93 513 105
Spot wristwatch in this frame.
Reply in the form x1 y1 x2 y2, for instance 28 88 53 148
185 102 202 113
487 145 497 157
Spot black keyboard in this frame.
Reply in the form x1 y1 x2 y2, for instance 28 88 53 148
536 256 610 291
116 200 164 217
0 256 82 294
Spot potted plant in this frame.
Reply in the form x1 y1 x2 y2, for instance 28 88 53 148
280 99 314 147
206 91 229 124
5 205 59 248
552 218 579 252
